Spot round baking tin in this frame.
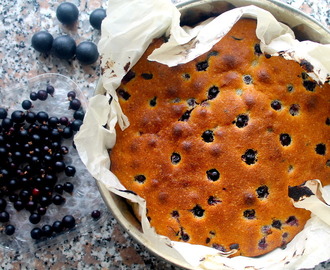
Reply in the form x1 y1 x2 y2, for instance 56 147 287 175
97 0 330 269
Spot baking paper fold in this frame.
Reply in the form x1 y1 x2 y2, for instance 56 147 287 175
75 0 330 269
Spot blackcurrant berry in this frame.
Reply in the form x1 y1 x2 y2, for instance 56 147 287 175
52 35 76 60
29 213 41 224
4 224 15 235
52 220 63 233
0 211 10 222
65 166 76 177
0 108 8 119
41 224 53 237
69 98 81 111
62 215 75 229
56 2 79 25
30 92 38 101
89 8 106 30
21 100 32 110
31 31 54 53
91 210 101 220
46 85 55 96
31 227 42 239
63 182 74 193
37 90 48 101
76 41 99 65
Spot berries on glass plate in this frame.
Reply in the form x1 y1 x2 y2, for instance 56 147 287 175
31 31 54 53
56 2 79 25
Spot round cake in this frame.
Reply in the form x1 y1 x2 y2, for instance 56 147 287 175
109 19 330 257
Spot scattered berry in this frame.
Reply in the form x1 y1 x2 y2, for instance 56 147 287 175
31 31 54 53
89 8 106 30
52 35 76 60
56 2 79 25
76 41 99 65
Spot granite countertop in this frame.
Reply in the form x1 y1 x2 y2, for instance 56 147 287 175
0 0 329 269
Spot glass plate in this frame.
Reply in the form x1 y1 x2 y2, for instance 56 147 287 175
0 73 106 252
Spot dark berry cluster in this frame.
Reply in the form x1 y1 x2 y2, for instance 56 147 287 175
31 2 106 64
0 84 85 239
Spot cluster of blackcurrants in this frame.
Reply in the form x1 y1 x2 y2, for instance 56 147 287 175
31 2 107 65
0 85 85 240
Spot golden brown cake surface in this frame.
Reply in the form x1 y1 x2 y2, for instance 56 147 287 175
110 19 330 257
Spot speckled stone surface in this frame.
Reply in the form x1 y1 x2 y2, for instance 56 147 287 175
0 0 329 269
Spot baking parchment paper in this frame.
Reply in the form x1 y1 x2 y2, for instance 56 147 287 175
75 0 330 269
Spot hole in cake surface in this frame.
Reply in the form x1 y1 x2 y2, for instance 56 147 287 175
212 243 226 252
282 232 289 238
326 160 330 167
300 59 314 72
315 143 326 155
171 152 181 164
182 73 191 80
187 98 197 107
134 174 146 183
286 216 298 226
202 130 214 143
229 243 239 250
287 84 294 92
206 237 211 244
254 43 262 55
303 80 317 92
149 97 157 107
231 36 243 40
271 100 282 111
208 51 218 57
117 89 131 100
141 73 153 80
289 104 300 116
206 169 220 181
234 114 249 128
256 185 269 199
288 165 294 173
261 225 272 235
122 70 136 84
243 209 256 219
196 60 208 71
208 196 222 205
171 210 179 218
179 109 193 121
326 118 330 126
272 220 282 229
241 149 258 165
207 86 220 100
243 75 253 85
191 205 205 217
180 231 190 242
244 193 255 205
288 185 314 201
265 54 272 59
236 89 243 96
258 237 268 249
280 133 292 146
